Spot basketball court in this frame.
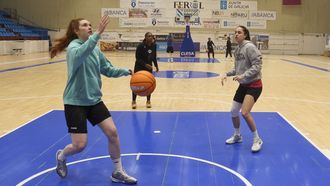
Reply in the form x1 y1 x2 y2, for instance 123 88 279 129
0 51 330 185
1 0 330 185
1 110 329 186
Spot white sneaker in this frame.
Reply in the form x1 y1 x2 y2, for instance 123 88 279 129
225 134 243 144
132 101 137 109
56 150 67 178
111 169 137 185
251 138 263 152
146 101 152 108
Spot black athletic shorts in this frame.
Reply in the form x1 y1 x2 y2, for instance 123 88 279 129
166 46 174 53
233 84 262 103
64 101 111 133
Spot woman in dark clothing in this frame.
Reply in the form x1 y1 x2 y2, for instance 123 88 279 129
132 32 159 109
226 37 232 58
207 37 215 59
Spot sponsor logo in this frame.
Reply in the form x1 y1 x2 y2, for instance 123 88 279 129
152 18 157 26
174 0 204 9
251 12 275 18
220 0 227 10
153 8 160 13
231 12 248 18
150 8 162 17
180 51 195 56
131 0 136 8
104 10 127 16
130 86 145 91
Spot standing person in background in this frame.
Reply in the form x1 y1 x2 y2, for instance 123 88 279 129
166 34 174 62
207 37 215 59
226 36 232 58
131 32 159 109
221 25 263 152
50 15 137 184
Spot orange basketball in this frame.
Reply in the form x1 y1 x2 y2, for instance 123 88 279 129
130 71 156 96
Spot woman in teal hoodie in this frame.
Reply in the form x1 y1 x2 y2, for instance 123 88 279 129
50 15 137 184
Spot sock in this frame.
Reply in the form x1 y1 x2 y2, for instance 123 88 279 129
252 130 259 139
234 128 240 136
112 158 123 172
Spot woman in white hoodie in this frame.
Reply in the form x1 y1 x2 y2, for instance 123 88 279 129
221 25 263 152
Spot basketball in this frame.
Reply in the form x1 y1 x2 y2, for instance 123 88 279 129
130 71 156 96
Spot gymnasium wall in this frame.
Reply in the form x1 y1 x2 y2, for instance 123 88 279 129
0 0 329 33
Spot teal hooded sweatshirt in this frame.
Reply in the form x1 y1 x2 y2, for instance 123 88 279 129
64 33 130 106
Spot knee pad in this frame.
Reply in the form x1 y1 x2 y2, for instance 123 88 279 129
230 101 242 117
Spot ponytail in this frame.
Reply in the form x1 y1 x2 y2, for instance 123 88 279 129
50 18 84 58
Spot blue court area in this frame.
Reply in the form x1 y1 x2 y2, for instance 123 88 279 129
157 57 220 63
1 111 329 186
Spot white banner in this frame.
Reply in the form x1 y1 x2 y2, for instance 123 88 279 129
246 20 267 29
137 0 158 8
121 0 166 9
202 18 220 29
147 8 166 18
119 18 150 27
249 11 276 20
100 32 121 41
150 18 174 27
129 8 148 18
220 19 246 28
119 32 145 42
101 8 128 17
220 19 266 29
212 9 248 19
227 1 257 10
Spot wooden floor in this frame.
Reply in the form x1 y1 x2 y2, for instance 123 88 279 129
0 51 329 156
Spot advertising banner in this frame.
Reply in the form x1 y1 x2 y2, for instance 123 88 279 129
202 19 220 29
119 18 150 27
249 11 276 20
101 8 128 17
246 20 267 29
150 18 174 27
220 19 246 28
225 1 258 10
129 8 148 18
212 9 248 19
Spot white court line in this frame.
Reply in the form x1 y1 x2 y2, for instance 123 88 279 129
0 95 61 101
277 112 330 160
136 152 141 160
17 153 252 186
1 93 329 105
0 57 51 65
263 96 330 105
2 110 328 185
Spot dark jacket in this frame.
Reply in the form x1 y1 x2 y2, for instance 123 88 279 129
207 40 215 50
134 40 158 73
226 39 232 50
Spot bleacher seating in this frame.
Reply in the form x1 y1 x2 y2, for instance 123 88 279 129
0 10 48 40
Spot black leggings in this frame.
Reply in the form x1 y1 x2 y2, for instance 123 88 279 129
207 49 214 58
132 92 151 101
226 49 232 58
